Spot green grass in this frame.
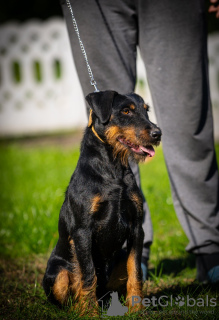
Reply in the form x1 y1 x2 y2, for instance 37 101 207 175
0 144 80 257
0 137 219 319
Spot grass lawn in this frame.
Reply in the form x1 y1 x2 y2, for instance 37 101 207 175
0 134 218 319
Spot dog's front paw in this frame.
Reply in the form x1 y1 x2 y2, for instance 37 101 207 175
126 295 144 313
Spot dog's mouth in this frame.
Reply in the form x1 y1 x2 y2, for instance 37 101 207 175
117 137 155 157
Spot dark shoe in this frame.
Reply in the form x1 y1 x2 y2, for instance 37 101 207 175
207 266 219 283
196 252 219 284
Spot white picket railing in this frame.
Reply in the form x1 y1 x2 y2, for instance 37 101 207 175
0 18 218 139
0 18 87 136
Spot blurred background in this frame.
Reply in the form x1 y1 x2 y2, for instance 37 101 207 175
0 0 218 139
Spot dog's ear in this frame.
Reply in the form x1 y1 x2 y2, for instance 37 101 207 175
85 91 118 124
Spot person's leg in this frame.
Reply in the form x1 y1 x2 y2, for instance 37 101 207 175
60 0 152 271
60 0 136 96
138 0 219 281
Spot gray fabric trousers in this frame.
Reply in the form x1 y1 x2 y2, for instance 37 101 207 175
61 0 219 257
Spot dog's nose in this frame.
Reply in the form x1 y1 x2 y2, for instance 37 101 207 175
150 128 162 140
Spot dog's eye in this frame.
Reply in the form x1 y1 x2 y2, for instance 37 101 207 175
122 108 131 115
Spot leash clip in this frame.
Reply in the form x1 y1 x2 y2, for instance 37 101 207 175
90 79 99 92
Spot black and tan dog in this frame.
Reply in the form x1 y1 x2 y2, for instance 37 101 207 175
43 90 161 316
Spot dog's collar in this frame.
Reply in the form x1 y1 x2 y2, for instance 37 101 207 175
91 126 105 143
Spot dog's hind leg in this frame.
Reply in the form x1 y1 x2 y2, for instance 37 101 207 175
52 268 70 304
43 248 73 305
43 238 99 316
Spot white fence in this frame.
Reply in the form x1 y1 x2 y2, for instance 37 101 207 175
0 18 87 136
0 18 218 139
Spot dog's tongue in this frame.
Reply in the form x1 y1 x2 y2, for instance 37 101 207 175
131 145 155 157
140 145 155 157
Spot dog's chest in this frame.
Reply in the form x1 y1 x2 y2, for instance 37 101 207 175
92 182 142 256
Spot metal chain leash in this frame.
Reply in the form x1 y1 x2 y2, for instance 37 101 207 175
66 0 99 92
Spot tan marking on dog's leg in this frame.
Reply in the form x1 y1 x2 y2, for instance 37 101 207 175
68 238 83 300
52 238 80 305
79 275 99 315
69 239 99 316
70 272 99 316
126 249 143 312
53 269 70 304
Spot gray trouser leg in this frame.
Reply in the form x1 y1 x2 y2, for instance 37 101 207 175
60 0 152 258
60 0 137 96
138 0 219 254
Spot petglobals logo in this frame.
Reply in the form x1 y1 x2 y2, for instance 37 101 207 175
132 295 217 308
98 292 217 317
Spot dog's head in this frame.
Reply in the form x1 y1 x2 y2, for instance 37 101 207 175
86 90 161 165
